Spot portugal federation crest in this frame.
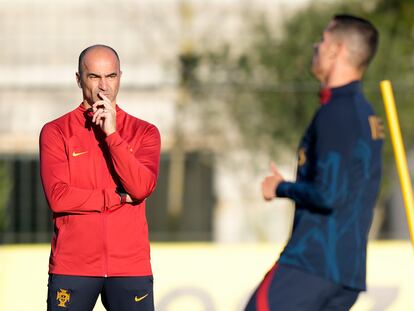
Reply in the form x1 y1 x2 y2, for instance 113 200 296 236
56 289 71 308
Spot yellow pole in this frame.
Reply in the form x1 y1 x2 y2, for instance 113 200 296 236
380 80 414 246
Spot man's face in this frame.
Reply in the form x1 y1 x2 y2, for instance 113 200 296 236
311 22 339 83
76 48 121 107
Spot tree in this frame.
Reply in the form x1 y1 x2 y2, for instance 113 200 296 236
194 0 414 237
196 0 414 154
0 162 11 237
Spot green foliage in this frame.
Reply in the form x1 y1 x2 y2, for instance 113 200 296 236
196 0 414 163
0 161 11 233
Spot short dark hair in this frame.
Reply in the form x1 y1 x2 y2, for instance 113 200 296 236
78 44 120 74
330 14 379 70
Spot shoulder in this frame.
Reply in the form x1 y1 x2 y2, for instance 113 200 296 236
41 117 64 138
315 92 364 125
39 118 66 149
121 108 158 130
121 111 160 139
40 108 79 142
41 108 76 132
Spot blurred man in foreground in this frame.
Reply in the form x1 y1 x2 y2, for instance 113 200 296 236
40 45 160 311
246 15 383 311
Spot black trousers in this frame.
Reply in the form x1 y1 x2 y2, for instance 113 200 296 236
47 274 154 311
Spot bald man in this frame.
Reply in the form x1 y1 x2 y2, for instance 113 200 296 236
40 45 160 311
245 15 383 311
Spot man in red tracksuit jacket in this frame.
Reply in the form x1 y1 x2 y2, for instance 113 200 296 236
40 45 160 311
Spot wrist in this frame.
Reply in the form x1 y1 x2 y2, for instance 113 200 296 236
116 186 128 204
276 181 289 198
106 129 116 137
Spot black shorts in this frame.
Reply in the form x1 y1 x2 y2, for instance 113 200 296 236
47 274 154 311
244 263 360 311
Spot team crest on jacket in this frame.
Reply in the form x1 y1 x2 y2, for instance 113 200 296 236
368 116 385 140
298 148 307 166
56 289 71 308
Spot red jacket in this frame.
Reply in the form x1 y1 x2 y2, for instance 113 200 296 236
40 104 160 277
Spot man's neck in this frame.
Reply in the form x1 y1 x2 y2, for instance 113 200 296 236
81 100 92 109
323 64 363 88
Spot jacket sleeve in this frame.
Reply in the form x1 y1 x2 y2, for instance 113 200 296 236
276 106 354 211
105 124 161 201
39 123 119 214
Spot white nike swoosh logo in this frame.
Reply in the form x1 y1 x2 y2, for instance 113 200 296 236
72 151 88 157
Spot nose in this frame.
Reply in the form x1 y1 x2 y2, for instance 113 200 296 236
98 78 108 90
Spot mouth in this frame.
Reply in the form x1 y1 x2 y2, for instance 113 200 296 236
97 93 111 100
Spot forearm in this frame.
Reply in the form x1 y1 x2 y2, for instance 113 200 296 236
276 181 334 210
112 158 158 200
105 131 160 201
44 183 120 214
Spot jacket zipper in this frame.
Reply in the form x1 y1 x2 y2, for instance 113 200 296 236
103 211 108 277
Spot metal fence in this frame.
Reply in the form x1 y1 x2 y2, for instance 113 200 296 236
0 152 215 244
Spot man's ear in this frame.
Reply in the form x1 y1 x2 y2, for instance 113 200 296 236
328 41 342 60
76 72 82 88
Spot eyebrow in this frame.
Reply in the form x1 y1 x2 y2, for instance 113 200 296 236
87 72 118 78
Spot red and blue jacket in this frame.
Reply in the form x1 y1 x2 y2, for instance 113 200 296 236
40 104 160 277
276 81 383 290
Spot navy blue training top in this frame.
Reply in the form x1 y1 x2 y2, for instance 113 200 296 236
276 81 383 290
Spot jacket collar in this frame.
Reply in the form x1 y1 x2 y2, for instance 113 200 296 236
319 80 361 105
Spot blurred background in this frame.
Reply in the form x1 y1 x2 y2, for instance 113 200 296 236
0 0 413 310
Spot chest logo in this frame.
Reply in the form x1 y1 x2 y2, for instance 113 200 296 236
72 151 88 157
56 289 71 307
135 293 149 302
368 116 385 140
298 148 306 166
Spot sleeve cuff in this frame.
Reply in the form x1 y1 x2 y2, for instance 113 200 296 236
105 131 123 147
276 181 292 198
104 188 121 210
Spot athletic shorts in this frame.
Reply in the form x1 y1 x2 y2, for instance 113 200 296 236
47 274 154 311
244 263 360 311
